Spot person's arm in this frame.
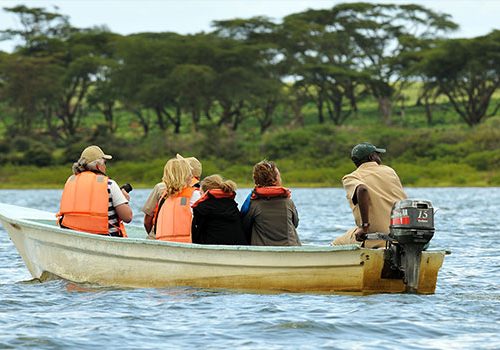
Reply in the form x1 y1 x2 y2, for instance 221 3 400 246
354 184 370 241
240 192 252 216
116 203 133 223
109 180 133 223
144 214 154 233
291 201 299 228
191 209 204 244
241 205 254 244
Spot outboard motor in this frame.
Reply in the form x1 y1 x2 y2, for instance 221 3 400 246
389 199 435 292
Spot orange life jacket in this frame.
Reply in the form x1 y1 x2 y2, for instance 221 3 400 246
155 186 195 242
251 186 291 200
192 189 235 208
57 171 127 237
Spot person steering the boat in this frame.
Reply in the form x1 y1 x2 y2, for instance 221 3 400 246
332 142 407 248
57 145 133 237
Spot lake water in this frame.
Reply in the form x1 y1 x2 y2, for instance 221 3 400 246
0 188 499 349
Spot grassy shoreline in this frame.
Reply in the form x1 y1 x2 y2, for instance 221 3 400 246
0 162 498 189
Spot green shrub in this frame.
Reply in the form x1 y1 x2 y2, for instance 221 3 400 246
12 136 34 152
261 128 313 159
23 143 53 166
0 140 10 153
463 151 500 171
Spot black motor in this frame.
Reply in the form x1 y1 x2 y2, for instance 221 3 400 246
389 199 435 292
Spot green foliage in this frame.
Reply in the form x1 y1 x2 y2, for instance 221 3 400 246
463 151 500 171
23 142 53 166
0 4 498 188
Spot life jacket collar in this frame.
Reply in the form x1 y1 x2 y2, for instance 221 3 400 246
251 186 291 200
192 189 235 208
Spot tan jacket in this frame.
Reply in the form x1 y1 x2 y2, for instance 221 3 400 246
334 162 406 248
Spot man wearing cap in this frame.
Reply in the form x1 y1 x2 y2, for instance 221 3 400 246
57 145 133 237
333 142 407 248
142 154 202 235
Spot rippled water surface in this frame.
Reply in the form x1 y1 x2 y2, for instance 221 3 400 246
1 188 499 349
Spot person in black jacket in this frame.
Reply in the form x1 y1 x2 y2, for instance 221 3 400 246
191 175 247 245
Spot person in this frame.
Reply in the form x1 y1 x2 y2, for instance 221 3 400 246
142 154 202 235
57 145 133 237
332 142 407 248
191 175 247 245
242 160 301 246
154 157 196 242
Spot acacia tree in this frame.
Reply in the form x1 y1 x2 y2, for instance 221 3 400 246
0 53 62 136
0 5 72 53
85 31 123 133
114 34 185 133
2 6 118 138
52 30 119 137
279 10 365 125
212 18 285 131
329 2 458 124
169 63 216 132
416 31 500 126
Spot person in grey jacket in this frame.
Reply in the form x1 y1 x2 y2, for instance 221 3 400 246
242 160 301 246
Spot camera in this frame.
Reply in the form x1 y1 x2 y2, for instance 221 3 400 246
120 183 133 193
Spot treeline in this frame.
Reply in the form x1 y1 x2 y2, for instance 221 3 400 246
1 3 499 137
1 121 499 188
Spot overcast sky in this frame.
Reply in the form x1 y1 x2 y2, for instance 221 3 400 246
1 0 499 52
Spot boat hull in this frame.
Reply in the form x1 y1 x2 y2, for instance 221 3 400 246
0 203 445 294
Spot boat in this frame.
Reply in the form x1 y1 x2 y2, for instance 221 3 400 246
0 202 447 294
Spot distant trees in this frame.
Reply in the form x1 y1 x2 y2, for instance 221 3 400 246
414 31 500 126
0 1 498 148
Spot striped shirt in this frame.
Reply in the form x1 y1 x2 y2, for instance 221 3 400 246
107 179 128 236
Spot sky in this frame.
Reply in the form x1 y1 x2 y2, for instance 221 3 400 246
0 0 499 52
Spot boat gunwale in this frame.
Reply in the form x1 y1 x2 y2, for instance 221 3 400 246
1 214 363 253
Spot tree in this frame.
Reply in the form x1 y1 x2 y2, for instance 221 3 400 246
416 31 500 126
169 63 216 131
279 11 363 125
53 29 118 137
1 5 72 54
212 18 285 131
327 2 458 124
85 31 123 133
0 53 62 136
114 33 189 134
2 6 119 138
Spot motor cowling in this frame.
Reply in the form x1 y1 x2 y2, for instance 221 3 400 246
389 199 434 244
388 199 435 292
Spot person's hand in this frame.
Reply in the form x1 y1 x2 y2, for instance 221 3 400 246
354 227 367 242
121 189 130 201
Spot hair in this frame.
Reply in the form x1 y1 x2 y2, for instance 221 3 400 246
176 154 202 178
201 174 237 193
352 156 368 168
352 152 380 167
186 158 202 178
253 160 279 187
162 158 193 196
72 158 105 175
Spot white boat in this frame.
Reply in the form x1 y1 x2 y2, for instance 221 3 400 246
0 202 446 294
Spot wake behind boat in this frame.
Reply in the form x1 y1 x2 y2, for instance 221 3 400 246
0 202 446 294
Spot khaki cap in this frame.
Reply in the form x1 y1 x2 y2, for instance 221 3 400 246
81 145 112 163
176 153 202 178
